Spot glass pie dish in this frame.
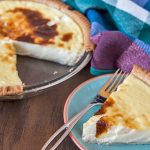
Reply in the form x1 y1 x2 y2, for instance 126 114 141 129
0 52 91 100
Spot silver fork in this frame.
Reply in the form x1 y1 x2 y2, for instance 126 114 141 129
42 69 128 150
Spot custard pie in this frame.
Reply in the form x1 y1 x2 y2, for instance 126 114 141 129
0 0 93 96
83 65 150 144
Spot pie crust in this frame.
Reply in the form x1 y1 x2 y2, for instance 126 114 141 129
132 65 150 86
0 85 23 96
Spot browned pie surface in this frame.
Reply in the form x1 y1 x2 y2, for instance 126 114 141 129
0 8 60 45
0 0 86 52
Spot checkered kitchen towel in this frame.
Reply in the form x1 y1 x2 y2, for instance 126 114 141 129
65 0 150 75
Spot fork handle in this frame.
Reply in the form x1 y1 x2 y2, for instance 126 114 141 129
50 111 86 150
41 103 99 150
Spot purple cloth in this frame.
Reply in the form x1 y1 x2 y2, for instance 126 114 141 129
91 31 132 70
117 43 150 72
91 31 150 73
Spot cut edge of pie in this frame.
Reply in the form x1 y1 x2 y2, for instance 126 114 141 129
4 0 94 52
82 65 150 144
0 40 23 96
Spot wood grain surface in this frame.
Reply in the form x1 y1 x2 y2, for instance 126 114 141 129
0 65 93 150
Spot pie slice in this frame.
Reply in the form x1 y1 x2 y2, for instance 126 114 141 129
0 0 94 66
0 40 23 96
82 65 150 144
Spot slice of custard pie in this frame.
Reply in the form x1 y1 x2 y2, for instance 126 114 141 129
0 0 93 66
83 65 150 144
0 40 23 96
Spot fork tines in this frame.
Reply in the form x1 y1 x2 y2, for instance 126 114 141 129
106 69 128 93
98 69 129 98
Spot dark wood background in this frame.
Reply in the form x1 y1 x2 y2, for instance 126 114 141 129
0 65 93 150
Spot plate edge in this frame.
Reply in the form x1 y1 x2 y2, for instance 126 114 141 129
63 74 112 150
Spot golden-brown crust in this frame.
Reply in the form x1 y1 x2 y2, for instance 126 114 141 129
0 85 23 96
62 10 94 51
132 65 150 86
3 0 94 51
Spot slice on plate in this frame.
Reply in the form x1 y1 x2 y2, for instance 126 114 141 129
0 0 93 66
83 65 150 144
0 40 23 96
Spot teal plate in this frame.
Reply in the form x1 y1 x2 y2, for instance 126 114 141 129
63 75 150 150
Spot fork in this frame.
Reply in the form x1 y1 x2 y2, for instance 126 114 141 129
42 69 128 150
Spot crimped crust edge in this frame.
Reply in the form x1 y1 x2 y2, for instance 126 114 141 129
132 65 150 86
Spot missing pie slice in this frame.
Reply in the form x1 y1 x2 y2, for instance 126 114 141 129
0 40 23 96
0 0 93 66
83 65 150 144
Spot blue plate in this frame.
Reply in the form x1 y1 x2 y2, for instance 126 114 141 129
63 75 150 150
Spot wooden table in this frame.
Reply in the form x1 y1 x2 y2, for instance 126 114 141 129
0 65 93 150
